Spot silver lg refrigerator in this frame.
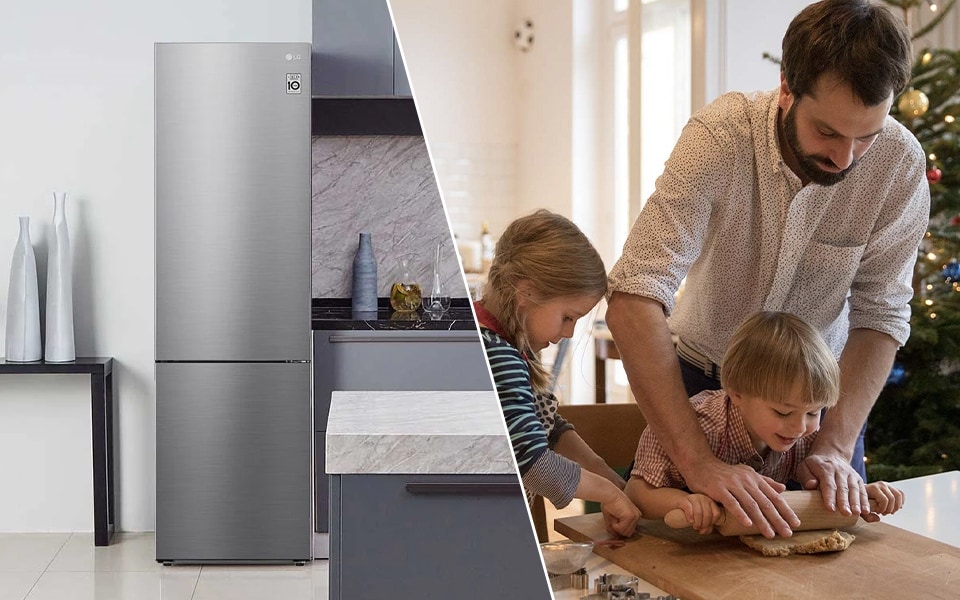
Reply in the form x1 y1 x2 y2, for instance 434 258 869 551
155 42 312 564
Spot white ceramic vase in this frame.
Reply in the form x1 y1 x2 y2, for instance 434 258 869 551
45 192 76 362
5 216 42 362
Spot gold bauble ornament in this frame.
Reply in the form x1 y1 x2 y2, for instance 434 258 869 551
898 89 929 117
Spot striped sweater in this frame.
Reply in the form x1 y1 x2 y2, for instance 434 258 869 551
476 303 580 508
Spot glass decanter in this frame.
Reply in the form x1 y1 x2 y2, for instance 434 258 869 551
423 241 452 318
389 254 422 312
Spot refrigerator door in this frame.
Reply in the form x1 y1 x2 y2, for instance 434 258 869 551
155 43 311 361
156 362 311 562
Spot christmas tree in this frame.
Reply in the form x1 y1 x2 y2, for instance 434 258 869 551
866 0 960 480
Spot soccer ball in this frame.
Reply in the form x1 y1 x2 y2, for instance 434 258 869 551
514 19 535 52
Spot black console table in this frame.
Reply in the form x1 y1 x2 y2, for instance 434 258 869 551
0 357 115 546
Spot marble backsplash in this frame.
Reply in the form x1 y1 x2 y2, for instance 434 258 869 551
311 136 466 299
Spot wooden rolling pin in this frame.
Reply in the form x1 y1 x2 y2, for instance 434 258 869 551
664 490 878 536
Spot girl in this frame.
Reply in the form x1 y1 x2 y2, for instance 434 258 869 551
474 209 641 537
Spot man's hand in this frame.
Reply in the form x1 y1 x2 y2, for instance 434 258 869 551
797 452 870 516
685 458 799 539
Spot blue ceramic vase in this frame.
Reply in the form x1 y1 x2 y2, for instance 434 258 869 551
352 232 377 316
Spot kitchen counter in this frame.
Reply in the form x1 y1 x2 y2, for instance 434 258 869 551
326 390 548 599
553 471 960 599
312 298 477 330
882 470 960 548
326 390 514 475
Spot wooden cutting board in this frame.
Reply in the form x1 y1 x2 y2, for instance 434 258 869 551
555 513 960 599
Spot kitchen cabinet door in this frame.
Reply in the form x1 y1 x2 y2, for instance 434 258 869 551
157 362 311 562
331 474 551 599
313 0 409 97
313 330 492 430
314 329 494 535
394 37 411 97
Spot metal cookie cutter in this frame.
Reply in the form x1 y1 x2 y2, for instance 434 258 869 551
595 573 640 598
549 567 590 592
571 567 589 590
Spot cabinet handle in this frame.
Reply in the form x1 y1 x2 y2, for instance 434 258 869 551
405 483 522 496
328 334 479 343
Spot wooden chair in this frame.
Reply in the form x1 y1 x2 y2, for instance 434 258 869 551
530 402 647 542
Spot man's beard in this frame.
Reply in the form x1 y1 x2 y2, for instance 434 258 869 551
783 105 857 186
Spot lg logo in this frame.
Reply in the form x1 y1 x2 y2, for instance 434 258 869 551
286 73 302 94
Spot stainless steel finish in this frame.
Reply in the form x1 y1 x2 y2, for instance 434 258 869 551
154 43 312 563
156 42 311 361
156 362 311 562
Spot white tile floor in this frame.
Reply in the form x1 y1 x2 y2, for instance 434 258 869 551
0 533 329 600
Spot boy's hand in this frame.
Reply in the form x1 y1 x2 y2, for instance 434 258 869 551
861 481 904 522
677 493 723 535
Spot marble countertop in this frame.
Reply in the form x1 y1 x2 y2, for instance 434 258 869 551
325 390 515 475
312 298 477 330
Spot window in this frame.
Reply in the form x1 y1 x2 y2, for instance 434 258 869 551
598 0 691 401
639 0 690 210
601 0 691 260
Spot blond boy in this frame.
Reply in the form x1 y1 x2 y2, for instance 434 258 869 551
625 311 904 534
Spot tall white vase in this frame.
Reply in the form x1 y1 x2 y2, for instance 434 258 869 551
45 192 76 362
5 216 42 362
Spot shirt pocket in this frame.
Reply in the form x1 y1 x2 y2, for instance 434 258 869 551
787 240 866 328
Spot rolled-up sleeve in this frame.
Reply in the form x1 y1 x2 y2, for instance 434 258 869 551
609 115 735 314
847 134 929 345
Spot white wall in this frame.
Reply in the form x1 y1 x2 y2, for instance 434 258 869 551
516 0 574 220
392 0 576 239
390 0 521 247
0 0 310 533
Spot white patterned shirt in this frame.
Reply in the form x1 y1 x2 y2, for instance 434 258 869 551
609 90 930 363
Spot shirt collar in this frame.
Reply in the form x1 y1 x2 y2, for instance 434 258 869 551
723 393 773 467
473 300 512 344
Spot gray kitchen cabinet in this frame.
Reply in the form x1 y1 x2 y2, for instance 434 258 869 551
313 329 491 430
393 37 411 97
330 474 551 599
314 329 493 534
312 0 411 97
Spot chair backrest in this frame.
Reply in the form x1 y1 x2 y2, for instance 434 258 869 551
531 402 647 543
557 402 647 470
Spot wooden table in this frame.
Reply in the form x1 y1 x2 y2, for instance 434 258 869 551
555 510 960 599
0 357 116 546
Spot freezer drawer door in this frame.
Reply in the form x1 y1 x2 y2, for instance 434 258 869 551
156 362 311 562
155 42 311 361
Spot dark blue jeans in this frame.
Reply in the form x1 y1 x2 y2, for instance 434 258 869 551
677 355 867 480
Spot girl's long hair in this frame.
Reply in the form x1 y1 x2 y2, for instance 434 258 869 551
481 209 607 392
